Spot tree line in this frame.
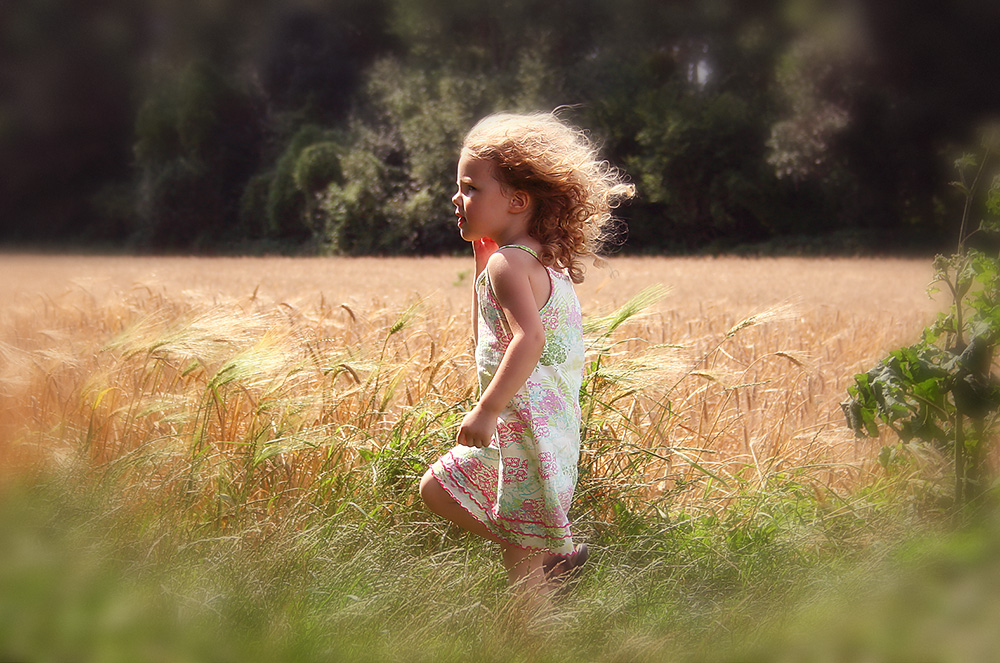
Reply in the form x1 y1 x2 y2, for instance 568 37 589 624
3 0 999 255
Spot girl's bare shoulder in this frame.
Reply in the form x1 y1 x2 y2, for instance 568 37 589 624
490 245 546 276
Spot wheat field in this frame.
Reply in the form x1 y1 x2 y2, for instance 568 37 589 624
0 253 939 510
6 252 983 661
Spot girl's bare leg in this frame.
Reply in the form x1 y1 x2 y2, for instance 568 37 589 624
420 469 554 609
502 547 549 589
502 545 556 619
419 469 504 544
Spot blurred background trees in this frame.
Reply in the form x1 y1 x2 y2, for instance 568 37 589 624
2 0 999 254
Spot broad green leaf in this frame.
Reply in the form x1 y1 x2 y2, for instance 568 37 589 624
912 377 945 404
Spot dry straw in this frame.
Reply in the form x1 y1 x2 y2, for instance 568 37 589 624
0 255 936 532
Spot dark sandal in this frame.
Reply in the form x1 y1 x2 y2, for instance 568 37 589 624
544 543 589 585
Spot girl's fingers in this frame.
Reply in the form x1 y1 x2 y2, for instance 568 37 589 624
460 435 483 448
457 430 487 448
456 428 476 447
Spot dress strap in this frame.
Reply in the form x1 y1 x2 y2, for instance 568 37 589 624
498 244 540 259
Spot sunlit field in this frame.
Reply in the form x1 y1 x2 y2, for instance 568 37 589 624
0 253 939 494
5 253 998 662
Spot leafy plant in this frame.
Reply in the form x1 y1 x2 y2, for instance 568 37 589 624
843 130 1000 505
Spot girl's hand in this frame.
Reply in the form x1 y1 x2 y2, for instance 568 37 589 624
473 237 499 276
456 404 498 448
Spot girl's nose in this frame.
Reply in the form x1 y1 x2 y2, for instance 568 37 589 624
451 190 460 207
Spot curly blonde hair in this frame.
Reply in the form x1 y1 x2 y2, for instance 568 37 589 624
462 111 634 284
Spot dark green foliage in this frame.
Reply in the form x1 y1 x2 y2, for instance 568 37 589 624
245 124 342 241
845 345 957 442
5 0 1000 252
627 88 777 247
0 0 142 243
134 61 264 248
257 2 394 121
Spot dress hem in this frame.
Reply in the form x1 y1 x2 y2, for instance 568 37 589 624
430 471 575 557
444 451 574 531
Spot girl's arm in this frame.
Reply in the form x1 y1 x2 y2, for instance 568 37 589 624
457 248 545 448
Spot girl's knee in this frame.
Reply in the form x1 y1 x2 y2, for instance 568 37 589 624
419 468 443 510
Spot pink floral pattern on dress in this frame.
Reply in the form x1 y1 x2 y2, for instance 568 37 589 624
503 457 529 484
431 245 585 555
496 419 528 449
538 452 557 479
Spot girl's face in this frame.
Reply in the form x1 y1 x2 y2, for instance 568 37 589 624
452 151 512 244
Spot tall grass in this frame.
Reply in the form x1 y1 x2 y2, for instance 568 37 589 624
0 255 994 661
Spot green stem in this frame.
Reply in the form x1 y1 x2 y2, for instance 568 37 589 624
954 410 966 506
958 150 990 253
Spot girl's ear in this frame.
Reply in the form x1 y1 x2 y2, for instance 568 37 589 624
508 190 531 213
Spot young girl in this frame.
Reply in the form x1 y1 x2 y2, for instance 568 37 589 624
419 111 633 599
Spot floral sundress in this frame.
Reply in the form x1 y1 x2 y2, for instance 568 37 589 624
430 244 585 556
